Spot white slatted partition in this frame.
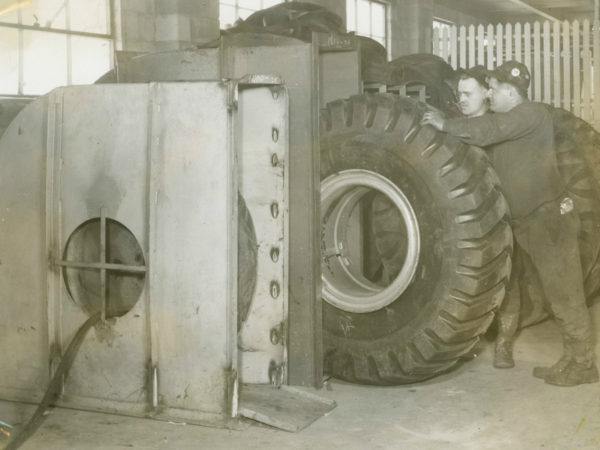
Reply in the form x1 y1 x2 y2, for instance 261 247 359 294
524 23 532 99
505 23 513 61
533 21 542 102
477 25 485 65
583 20 591 122
459 26 467 69
553 20 561 107
487 24 495 69
433 19 600 130
515 23 522 63
468 25 476 67
563 21 571 112
573 20 581 117
543 21 551 104
496 23 504 66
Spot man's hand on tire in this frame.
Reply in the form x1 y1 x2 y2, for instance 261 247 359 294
421 109 445 131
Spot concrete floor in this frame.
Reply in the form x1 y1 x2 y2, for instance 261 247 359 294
2 304 600 450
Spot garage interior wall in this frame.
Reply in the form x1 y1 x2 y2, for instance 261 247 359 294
432 1 488 27
113 0 461 58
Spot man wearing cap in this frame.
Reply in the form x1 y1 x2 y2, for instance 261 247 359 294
421 60 598 386
456 64 527 371
456 65 490 118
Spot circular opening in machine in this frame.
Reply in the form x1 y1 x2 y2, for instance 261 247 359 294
321 169 421 314
62 218 146 318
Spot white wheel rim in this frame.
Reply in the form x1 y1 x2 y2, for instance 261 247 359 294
321 169 421 313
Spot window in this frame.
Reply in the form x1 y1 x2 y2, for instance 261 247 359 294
0 0 113 96
346 0 388 47
220 0 284 29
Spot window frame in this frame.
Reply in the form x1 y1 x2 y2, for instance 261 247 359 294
0 0 114 96
346 0 390 57
219 0 284 29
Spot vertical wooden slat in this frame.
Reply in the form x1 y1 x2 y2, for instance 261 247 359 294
562 20 571 111
468 25 476 67
496 23 504 65
515 22 522 62
441 26 449 62
573 20 581 116
505 23 513 61
533 21 542 101
433 27 440 56
450 25 458 69
543 21 551 104
477 24 485 65
583 19 591 121
553 20 561 107
487 24 495 69
459 25 467 69
593 20 600 129
524 22 532 98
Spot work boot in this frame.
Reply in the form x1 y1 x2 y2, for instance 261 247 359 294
532 355 571 379
533 343 573 379
544 361 599 386
493 339 515 369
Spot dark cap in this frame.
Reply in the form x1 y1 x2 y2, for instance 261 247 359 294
458 65 489 88
488 61 531 92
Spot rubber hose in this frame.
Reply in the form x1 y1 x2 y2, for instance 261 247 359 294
6 312 102 450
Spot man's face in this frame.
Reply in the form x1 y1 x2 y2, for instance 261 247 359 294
487 78 513 112
457 77 489 117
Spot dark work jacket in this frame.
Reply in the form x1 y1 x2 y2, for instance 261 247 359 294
443 101 564 219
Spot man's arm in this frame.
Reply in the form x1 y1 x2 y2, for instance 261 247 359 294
421 104 544 147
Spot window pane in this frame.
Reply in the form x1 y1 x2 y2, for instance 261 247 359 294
0 2 20 23
262 0 282 8
356 0 370 35
346 0 356 31
238 7 255 21
19 0 66 29
239 0 261 10
372 36 384 46
69 0 109 34
0 27 18 94
71 37 111 85
23 30 67 95
220 4 236 28
371 2 385 35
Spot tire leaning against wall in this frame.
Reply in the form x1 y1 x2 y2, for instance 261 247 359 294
552 107 600 301
320 94 513 384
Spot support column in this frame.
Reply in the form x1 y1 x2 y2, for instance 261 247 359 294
115 0 220 53
389 0 433 58
155 0 220 50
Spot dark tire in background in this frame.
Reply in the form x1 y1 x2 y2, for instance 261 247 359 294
518 108 600 327
238 195 258 329
320 94 512 384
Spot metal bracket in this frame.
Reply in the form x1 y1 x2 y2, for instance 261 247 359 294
227 74 284 109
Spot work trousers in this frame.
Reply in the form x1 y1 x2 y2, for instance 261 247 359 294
497 199 594 363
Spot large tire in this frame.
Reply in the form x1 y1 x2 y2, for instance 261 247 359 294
226 1 346 41
385 54 460 115
517 108 600 327
238 195 258 329
552 108 600 300
320 94 512 384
